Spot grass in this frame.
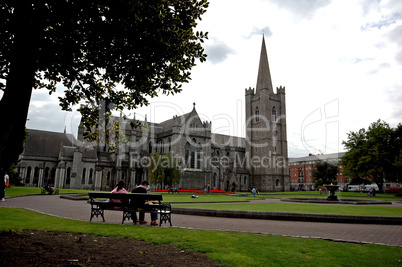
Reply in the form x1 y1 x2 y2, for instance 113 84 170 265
4 186 93 197
174 203 402 217
1 208 401 266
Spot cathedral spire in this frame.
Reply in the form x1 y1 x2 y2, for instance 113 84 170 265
256 35 274 94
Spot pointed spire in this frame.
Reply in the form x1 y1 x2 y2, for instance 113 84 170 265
256 35 273 94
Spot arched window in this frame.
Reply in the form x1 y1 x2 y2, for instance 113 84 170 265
44 167 49 185
89 168 93 184
160 140 165 154
185 142 190 167
272 106 277 122
168 138 171 152
276 179 280 187
185 140 197 168
26 166 31 184
148 142 153 153
197 143 202 169
82 168 86 184
255 107 260 122
33 167 40 185
66 168 71 185
49 167 56 185
190 139 196 168
135 139 140 152
106 171 111 186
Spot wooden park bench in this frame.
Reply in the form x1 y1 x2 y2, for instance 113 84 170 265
88 192 172 226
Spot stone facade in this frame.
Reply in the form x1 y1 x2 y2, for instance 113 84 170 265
17 36 290 192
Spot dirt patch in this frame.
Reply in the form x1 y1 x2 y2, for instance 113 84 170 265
0 229 220 266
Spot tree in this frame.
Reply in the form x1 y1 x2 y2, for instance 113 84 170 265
312 161 338 188
0 0 209 179
148 152 181 189
342 120 401 192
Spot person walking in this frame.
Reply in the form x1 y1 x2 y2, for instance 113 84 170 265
0 173 6 201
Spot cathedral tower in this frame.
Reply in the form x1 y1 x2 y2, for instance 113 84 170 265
245 36 290 192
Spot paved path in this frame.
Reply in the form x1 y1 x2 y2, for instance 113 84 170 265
1 195 402 247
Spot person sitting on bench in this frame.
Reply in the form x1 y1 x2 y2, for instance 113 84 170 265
110 180 127 206
45 184 54 195
131 181 158 225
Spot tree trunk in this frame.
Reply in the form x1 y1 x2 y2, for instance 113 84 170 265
0 2 35 179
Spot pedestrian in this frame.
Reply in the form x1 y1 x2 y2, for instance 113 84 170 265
4 173 9 187
0 173 5 201
252 187 256 198
231 182 236 193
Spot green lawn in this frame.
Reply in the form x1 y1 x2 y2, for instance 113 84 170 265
4 186 93 197
1 208 401 266
174 203 402 217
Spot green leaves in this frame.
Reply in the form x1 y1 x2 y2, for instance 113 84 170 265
148 152 182 189
341 120 402 190
0 0 209 122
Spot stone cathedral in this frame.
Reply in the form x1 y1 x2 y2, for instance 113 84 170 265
17 36 290 192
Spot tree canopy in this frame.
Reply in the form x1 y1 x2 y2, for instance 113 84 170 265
312 161 338 188
342 120 402 192
0 0 209 177
148 152 182 189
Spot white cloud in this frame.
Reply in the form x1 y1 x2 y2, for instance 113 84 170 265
267 0 332 20
204 39 236 64
21 0 402 158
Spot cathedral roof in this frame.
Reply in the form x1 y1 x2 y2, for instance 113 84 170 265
211 133 245 148
24 129 75 158
158 112 190 132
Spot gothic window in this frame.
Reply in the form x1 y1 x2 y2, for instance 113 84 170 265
197 143 202 169
135 139 140 151
26 166 31 184
89 168 93 184
148 142 153 154
255 107 260 122
185 140 197 168
66 168 71 185
272 106 277 122
160 140 165 154
33 167 40 185
49 167 56 185
82 168 86 185
190 139 196 168
168 138 171 151
106 171 111 186
276 179 280 187
44 167 49 185
185 142 190 167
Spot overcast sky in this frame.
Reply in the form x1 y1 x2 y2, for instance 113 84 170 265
18 0 402 158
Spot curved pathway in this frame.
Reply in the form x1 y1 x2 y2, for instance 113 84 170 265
1 195 401 247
